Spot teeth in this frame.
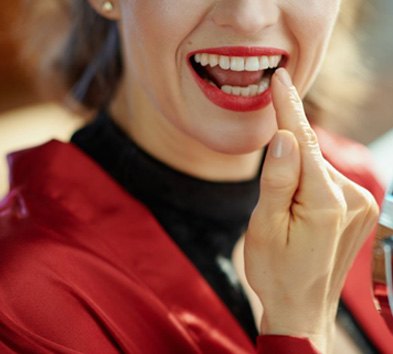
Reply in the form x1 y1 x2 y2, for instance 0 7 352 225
200 53 209 66
195 52 281 97
194 53 282 71
260 56 269 70
209 54 219 67
240 87 250 97
245 57 260 71
221 85 232 94
258 77 270 93
232 86 241 95
219 77 271 97
269 55 281 68
219 56 231 70
249 84 258 96
230 57 245 71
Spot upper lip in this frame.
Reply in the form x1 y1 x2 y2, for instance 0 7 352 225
187 46 289 58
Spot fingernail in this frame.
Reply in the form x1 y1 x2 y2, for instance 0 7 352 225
270 131 294 158
276 68 293 88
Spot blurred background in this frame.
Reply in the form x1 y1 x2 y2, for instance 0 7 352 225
0 1 83 197
0 0 392 197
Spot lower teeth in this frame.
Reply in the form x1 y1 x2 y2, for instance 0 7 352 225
207 77 270 97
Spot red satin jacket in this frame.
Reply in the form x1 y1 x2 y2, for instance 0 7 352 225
0 129 391 353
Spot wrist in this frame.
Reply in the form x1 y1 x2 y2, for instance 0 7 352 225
260 310 336 353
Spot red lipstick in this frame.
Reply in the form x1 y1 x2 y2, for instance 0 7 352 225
187 47 288 112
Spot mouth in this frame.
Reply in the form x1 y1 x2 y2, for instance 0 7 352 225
187 47 288 112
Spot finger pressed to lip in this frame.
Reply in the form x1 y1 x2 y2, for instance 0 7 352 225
271 68 337 207
272 68 320 148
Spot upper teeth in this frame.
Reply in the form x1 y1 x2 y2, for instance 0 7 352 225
194 53 282 72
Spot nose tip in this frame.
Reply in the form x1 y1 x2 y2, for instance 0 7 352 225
211 0 279 36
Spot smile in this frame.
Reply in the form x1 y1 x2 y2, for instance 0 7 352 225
188 47 288 112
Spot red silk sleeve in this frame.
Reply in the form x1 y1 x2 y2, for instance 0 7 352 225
257 335 320 354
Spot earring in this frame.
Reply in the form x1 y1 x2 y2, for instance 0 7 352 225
102 1 114 12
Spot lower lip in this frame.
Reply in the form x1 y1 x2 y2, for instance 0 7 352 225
188 63 272 112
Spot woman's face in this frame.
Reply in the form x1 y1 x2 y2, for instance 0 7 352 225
113 0 341 154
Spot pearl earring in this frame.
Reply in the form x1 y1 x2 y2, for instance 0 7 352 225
102 1 114 12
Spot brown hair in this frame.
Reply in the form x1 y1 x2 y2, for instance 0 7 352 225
20 0 121 109
22 0 369 126
61 1 122 108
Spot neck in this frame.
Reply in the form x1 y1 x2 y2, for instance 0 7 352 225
110 84 264 182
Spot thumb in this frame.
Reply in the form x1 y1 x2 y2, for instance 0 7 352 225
256 130 300 223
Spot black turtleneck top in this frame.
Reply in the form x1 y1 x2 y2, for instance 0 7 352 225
71 110 261 340
71 111 377 352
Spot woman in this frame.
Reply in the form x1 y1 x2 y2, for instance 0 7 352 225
0 0 391 353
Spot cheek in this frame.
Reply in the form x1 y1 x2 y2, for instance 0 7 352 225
286 1 340 45
118 1 208 107
120 0 207 50
284 1 341 94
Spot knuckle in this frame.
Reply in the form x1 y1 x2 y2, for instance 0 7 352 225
353 187 379 217
288 87 305 116
345 185 379 232
295 123 319 147
361 191 379 221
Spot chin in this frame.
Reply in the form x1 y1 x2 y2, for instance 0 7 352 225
202 110 277 155
213 135 273 155
196 120 277 155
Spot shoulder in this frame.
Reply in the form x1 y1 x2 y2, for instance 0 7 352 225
0 143 144 352
0 189 182 353
0 200 105 352
0 191 208 354
0 141 204 353
315 126 385 205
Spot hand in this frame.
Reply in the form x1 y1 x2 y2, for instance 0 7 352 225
244 68 379 352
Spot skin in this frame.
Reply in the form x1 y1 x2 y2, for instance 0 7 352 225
92 0 341 181
88 1 380 352
245 70 378 351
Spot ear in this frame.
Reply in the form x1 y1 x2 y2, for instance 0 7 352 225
86 0 121 21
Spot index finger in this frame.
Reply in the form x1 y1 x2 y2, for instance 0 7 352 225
270 68 337 207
